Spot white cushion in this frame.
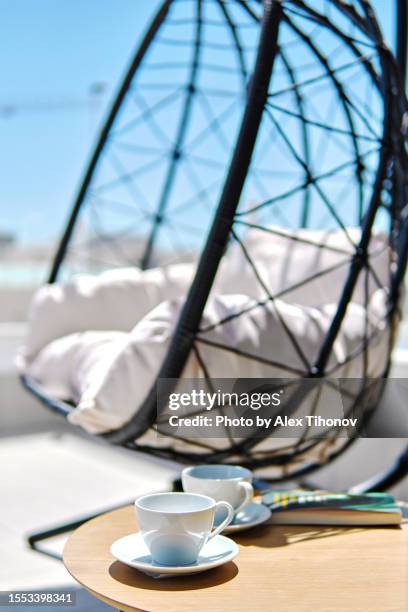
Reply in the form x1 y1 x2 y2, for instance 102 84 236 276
22 263 195 360
25 289 388 434
21 227 390 363
218 226 390 305
26 300 181 433
20 226 392 435
27 330 126 402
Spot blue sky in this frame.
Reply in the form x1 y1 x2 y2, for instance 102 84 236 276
0 0 161 243
0 1 396 244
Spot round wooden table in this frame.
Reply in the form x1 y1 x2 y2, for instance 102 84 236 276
63 505 408 612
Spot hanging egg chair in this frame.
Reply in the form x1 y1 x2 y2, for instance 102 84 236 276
20 0 408 490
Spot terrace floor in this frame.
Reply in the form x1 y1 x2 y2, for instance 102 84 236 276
0 426 180 610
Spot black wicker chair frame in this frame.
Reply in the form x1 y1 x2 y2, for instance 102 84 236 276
22 0 408 514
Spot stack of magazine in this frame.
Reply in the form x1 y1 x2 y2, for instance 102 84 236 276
261 490 402 526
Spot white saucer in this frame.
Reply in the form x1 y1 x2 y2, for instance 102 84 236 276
223 502 271 533
110 533 238 577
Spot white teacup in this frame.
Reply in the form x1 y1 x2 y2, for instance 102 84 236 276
135 492 234 566
182 465 254 522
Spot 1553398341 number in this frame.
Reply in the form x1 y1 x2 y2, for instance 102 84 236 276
0 591 76 606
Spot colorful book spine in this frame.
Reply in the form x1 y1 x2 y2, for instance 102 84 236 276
262 490 397 513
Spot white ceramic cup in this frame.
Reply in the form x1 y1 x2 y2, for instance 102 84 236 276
134 492 234 566
182 465 254 522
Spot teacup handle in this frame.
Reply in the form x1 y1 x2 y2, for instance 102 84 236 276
208 501 234 540
235 481 254 515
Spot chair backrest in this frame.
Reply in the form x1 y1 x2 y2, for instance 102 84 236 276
45 0 408 479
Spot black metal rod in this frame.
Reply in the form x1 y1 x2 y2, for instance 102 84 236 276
283 12 364 234
27 500 132 560
140 0 203 269
313 75 393 374
278 50 311 227
349 443 408 493
21 373 72 418
48 0 172 283
216 0 248 86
